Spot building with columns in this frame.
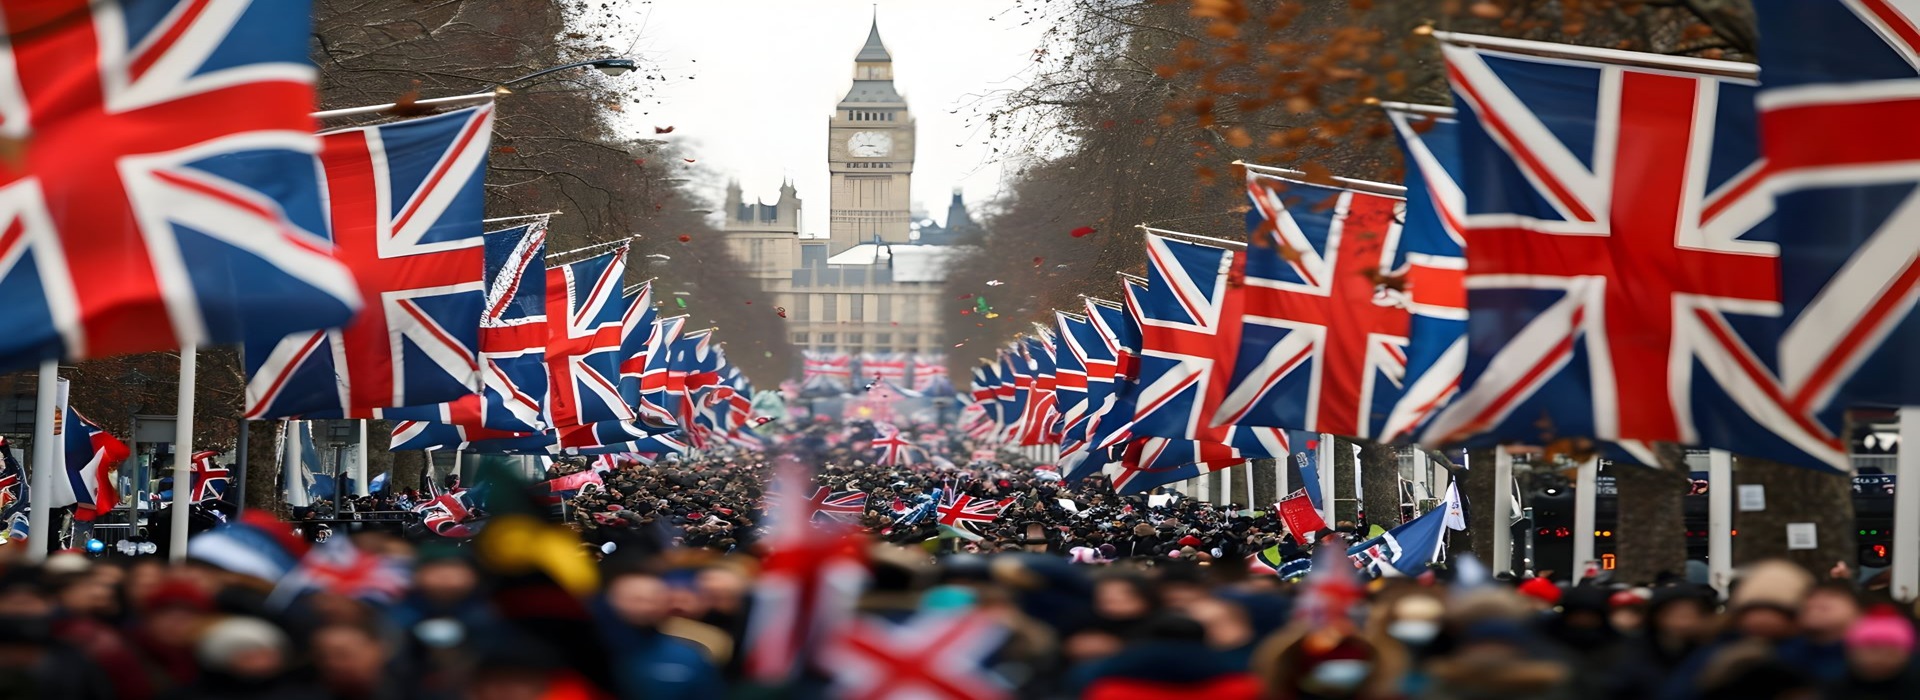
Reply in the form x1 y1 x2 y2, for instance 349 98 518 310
720 16 977 363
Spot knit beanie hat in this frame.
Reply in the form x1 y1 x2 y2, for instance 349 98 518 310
1847 607 1917 653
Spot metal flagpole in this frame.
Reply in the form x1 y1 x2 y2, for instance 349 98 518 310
1895 408 1920 601
1708 448 1735 594
1317 434 1336 525
1573 455 1599 584
26 360 58 562
1412 449 1431 516
168 347 197 562
1492 448 1514 574
354 420 370 497
233 417 249 511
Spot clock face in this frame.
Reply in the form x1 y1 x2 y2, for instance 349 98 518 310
848 131 892 158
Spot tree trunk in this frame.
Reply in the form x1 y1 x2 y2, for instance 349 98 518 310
241 420 283 516
1613 459 1689 584
1360 441 1403 528
1735 455 1856 575
1333 437 1360 527
1250 458 1279 511
392 449 426 498
1461 448 1498 560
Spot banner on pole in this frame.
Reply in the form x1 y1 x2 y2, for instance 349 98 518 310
1277 489 1327 545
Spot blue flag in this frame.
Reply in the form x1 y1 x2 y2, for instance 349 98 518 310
1346 505 1450 578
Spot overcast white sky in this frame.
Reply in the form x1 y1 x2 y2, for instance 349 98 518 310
616 0 1048 236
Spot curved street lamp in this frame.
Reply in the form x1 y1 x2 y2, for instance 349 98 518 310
312 57 636 120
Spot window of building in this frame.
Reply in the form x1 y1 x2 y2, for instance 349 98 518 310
901 333 918 346
792 332 809 344
819 333 836 344
850 295 864 322
875 333 891 345
794 297 810 321
820 294 837 322
847 333 864 345
877 296 891 323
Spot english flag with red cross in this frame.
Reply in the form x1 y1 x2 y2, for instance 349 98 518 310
1216 170 1413 440
1754 1 1920 422
0 0 362 373
1421 35 1845 470
245 105 494 419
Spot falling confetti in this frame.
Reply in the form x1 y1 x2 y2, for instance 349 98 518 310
774 306 787 318
957 293 973 300
677 234 691 243
655 125 676 134
744 300 752 305
960 309 972 315
985 312 1000 319
1070 226 1097 238
985 280 1004 286
683 158 697 163
755 417 773 425
954 342 967 348
1032 257 1044 267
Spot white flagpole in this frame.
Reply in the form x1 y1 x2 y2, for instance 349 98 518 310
1894 409 1919 601
1317 434 1336 526
25 360 58 562
168 346 197 562
1492 448 1514 574
1276 454 1289 501
354 420 370 497
1573 455 1599 584
1412 449 1431 516
1708 448 1735 595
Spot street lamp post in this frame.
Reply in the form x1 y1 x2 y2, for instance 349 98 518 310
310 58 636 120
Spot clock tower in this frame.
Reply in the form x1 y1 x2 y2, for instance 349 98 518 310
828 17 915 253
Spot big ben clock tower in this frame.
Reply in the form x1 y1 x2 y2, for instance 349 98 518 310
828 17 915 254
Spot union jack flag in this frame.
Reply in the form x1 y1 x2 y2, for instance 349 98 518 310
872 423 916 466
389 412 548 453
1051 313 1094 456
1132 233 1291 457
384 222 550 433
246 105 494 418
415 488 482 538
1754 1 1920 417
188 450 227 503
1216 171 1411 440
0 0 362 373
861 352 910 393
803 350 852 392
744 460 868 683
911 354 952 395
1021 335 1063 446
667 329 722 429
822 611 1011 700
270 536 409 605
1422 36 1844 469
618 282 665 423
0 437 25 540
1101 432 1288 496
640 315 687 424
546 247 633 430
51 395 128 517
1072 283 1147 481
936 492 1016 539
805 487 869 524
1379 107 1470 442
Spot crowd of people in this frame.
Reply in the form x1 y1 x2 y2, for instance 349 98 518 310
2 422 1918 700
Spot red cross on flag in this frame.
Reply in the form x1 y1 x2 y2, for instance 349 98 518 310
822 611 1011 700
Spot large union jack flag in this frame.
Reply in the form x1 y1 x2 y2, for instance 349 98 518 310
1422 36 1844 469
1379 107 1470 442
1217 171 1412 440
803 350 851 393
1132 233 1292 458
822 611 1011 700
384 222 549 433
1754 1 1920 417
860 352 910 394
640 314 686 425
547 247 633 430
246 105 494 418
1051 312 1093 454
0 0 361 372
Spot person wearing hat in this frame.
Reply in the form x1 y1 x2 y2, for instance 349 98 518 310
1826 606 1920 699
172 616 320 700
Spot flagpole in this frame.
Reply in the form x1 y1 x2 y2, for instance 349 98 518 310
1317 434 1336 526
168 346 197 563
1895 408 1920 601
354 420 370 497
1412 449 1431 516
1492 448 1514 574
233 417 249 512
25 360 57 562
1572 455 1598 584
1708 448 1734 595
